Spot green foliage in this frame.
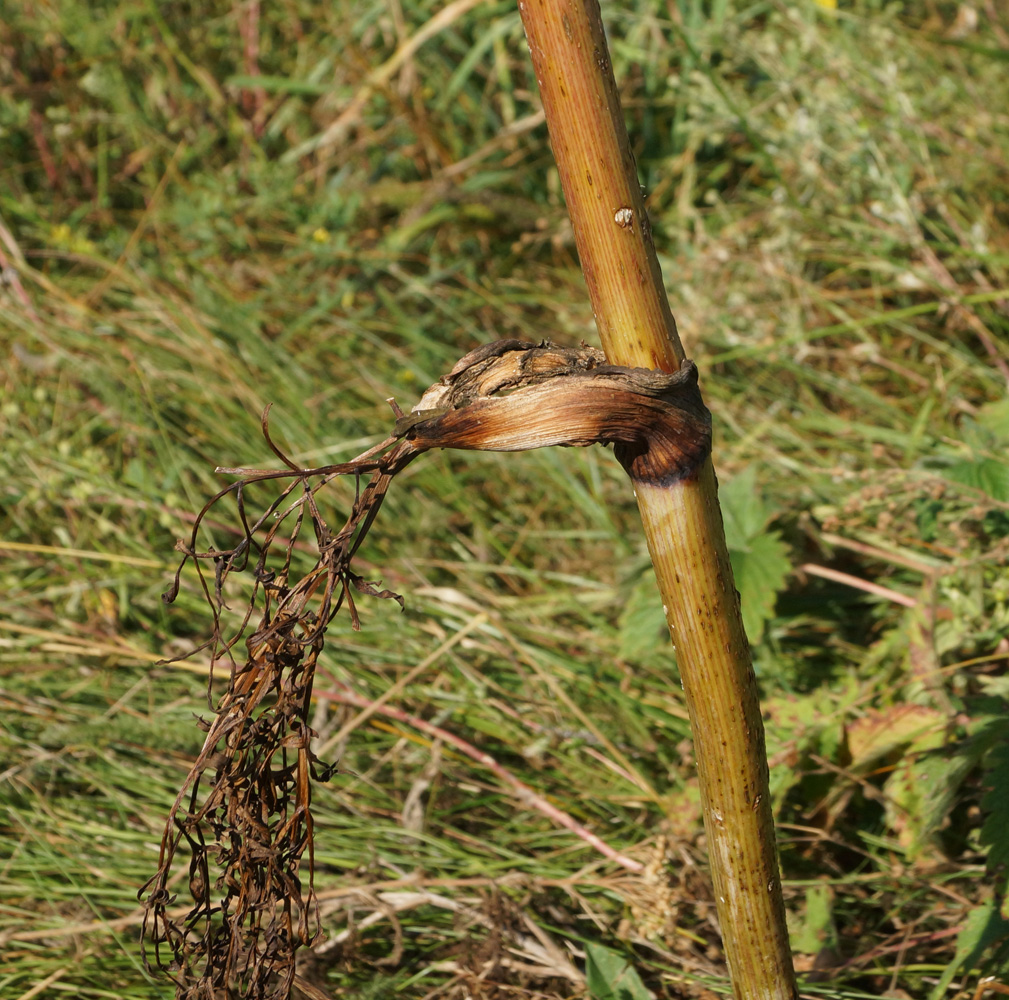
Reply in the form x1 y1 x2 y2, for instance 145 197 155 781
790 883 837 957
585 942 652 1000
902 704 1008 858
933 394 1009 501
980 739 1009 915
720 466 792 643
943 458 1009 503
617 567 670 662
928 898 1009 1000
618 465 790 659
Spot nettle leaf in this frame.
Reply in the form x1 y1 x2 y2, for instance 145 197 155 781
618 468 791 653
729 531 792 644
941 401 1009 502
912 710 1007 852
585 942 652 1000
720 465 768 545
945 457 1009 503
874 710 948 855
617 571 669 661
720 466 791 642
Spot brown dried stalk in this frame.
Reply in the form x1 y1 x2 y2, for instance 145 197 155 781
141 340 710 1000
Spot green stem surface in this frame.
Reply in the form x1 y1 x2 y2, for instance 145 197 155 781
516 1 798 996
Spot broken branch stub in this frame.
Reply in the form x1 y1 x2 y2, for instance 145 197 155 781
143 339 710 1000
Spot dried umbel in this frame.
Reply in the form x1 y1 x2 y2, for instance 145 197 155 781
140 340 710 999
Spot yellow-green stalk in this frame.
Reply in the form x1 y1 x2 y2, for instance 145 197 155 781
516 1 798 996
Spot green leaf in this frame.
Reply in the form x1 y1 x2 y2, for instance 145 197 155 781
977 397 1009 440
730 530 792 643
928 898 1009 1000
719 465 767 547
617 573 668 661
926 718 1009 997
898 710 1005 855
585 942 652 1000
790 883 836 955
718 467 792 642
945 457 1009 502
914 496 942 543
980 740 1009 916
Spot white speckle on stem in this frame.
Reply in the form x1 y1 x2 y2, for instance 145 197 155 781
614 207 633 229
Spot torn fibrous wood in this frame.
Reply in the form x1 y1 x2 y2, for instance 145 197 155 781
396 340 711 485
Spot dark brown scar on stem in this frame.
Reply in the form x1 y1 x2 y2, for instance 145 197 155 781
395 340 712 485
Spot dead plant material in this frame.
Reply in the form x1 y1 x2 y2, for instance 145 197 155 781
140 339 710 999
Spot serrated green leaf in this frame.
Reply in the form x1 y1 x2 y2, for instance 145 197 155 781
617 573 668 661
717 467 792 642
905 746 979 852
880 714 948 855
719 465 767 546
730 530 792 642
945 457 1009 502
619 467 793 652
585 942 652 1000
912 712 1006 848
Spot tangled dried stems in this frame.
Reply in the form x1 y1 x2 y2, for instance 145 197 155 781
139 425 413 998
140 340 710 999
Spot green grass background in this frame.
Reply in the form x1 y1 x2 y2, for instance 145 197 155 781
2 0 1009 997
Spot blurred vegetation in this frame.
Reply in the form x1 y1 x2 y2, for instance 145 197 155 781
2 0 1008 997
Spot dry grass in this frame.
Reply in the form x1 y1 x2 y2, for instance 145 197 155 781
2 1 1009 998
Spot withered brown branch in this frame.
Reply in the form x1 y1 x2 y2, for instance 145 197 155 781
140 340 710 1000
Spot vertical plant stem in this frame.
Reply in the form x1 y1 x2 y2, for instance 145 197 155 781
515 1 798 997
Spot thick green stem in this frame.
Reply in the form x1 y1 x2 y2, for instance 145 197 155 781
516 1 797 996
